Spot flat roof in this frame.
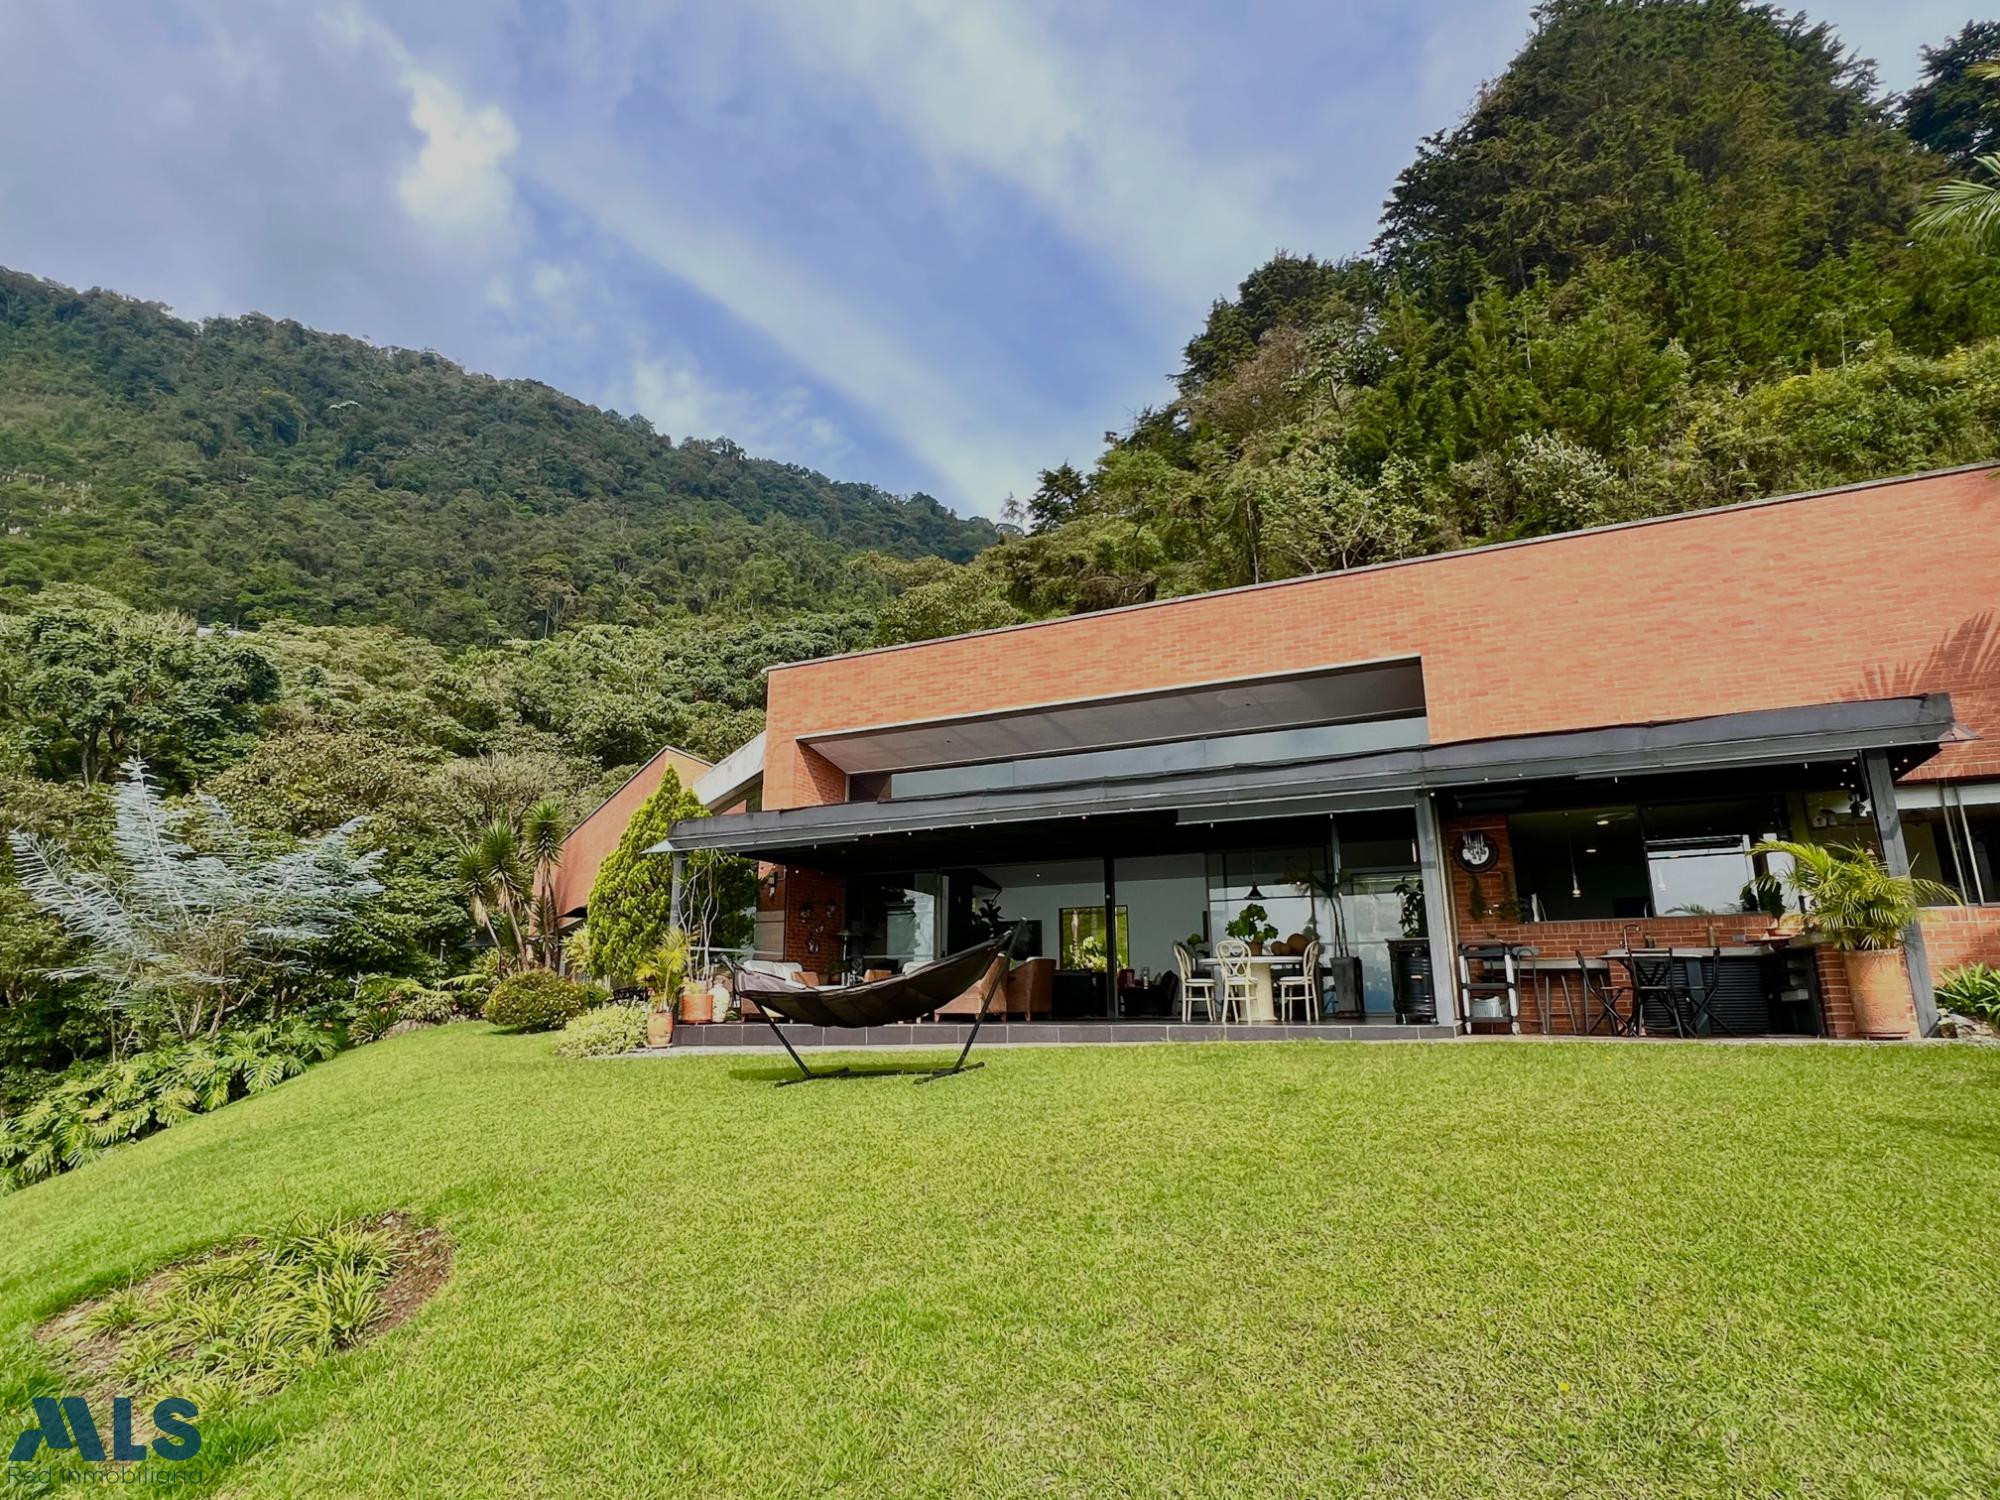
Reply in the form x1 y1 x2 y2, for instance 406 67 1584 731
766 462 2000 676
660 694 1962 860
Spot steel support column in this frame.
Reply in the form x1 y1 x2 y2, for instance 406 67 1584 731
1413 790 1459 1029
1862 750 1939 1036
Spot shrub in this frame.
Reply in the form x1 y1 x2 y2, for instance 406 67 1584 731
347 1005 403 1045
355 976 457 1028
1938 962 2000 1025
0 1020 340 1191
553 1003 647 1059
484 971 599 1033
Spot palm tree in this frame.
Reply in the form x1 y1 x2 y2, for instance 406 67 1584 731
456 796 568 972
1913 63 2000 249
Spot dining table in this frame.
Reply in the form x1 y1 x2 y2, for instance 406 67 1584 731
1199 953 1303 1023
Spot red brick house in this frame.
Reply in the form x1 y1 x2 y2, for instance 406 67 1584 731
663 464 2000 1040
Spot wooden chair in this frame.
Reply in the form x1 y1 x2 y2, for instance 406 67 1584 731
1276 940 1320 1023
1214 938 1256 1024
1174 942 1219 1022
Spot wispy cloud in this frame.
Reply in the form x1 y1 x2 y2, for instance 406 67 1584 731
732 0 1298 308
528 136 1047 506
0 0 1974 520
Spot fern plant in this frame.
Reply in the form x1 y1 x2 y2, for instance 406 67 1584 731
7 758 381 1041
1749 841 1959 950
0 1018 338 1190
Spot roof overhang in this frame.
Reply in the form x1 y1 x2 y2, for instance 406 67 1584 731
660 694 1965 860
799 658 1426 775
692 731 764 812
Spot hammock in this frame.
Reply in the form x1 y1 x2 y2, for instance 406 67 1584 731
725 924 1020 1085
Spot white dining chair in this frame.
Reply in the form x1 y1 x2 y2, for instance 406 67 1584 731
1174 942 1219 1023
1213 938 1255 1024
1276 940 1320 1024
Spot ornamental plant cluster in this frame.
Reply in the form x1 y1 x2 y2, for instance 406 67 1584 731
0 1019 337 1191
483 971 601 1033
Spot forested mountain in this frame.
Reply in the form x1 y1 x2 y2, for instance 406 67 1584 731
926 1 2000 627
0 270 995 643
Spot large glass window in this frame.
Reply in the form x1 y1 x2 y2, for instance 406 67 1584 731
1902 784 2000 904
1509 807 1649 920
1332 810 1423 1016
1206 847 1329 951
1508 799 1786 921
1059 906 1129 971
847 872 940 972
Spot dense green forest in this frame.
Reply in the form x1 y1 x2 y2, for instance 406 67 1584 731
0 269 995 642
915 1 2000 626
7 0 2000 1128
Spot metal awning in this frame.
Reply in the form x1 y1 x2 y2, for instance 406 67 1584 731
801 657 1425 774
659 694 1964 860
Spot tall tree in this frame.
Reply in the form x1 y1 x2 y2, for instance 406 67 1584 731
586 771 753 986
1904 21 2000 166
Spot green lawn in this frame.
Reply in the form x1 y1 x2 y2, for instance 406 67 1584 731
4 1031 2000 1498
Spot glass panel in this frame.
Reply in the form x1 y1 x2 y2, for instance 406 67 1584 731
1334 810 1422 1018
1059 906 1128 971
1206 847 1328 951
847 872 940 971
1899 806 1968 902
1642 799 1786 916
878 716 1428 800
1508 807 1648 921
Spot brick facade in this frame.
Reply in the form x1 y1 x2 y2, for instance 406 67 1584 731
751 466 2000 1019
761 866 845 977
763 467 2000 809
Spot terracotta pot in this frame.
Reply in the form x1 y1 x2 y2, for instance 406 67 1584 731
1249 941 1265 957
645 1008 676 1048
678 984 715 1025
1843 948 1914 1039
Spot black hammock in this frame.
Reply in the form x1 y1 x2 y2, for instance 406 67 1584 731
725 924 1019 1085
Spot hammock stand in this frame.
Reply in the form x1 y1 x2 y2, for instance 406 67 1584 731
725 924 1021 1086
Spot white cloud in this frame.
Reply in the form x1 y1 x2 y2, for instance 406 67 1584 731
328 6 519 245
529 135 1050 509
620 352 851 468
735 0 1296 308
398 71 519 240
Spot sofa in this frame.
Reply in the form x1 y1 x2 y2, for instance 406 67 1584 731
933 956 1053 1021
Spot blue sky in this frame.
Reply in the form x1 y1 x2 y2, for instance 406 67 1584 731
0 1 1975 517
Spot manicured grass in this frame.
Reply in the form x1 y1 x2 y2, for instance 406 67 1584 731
4 1030 1999 1497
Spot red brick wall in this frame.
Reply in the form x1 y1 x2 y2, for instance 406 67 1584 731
1923 906 2000 984
763 468 2000 808
768 867 845 976
549 745 712 918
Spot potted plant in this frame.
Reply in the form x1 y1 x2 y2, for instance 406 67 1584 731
1751 841 1958 1038
634 930 691 1047
1227 903 1279 956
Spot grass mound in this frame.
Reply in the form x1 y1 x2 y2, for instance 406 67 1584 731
43 1213 450 1415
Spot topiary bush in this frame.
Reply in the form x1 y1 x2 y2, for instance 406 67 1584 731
484 971 599 1033
553 1003 647 1059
